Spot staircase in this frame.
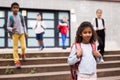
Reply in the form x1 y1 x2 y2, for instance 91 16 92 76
0 49 120 80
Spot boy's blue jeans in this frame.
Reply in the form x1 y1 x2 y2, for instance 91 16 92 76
61 34 67 48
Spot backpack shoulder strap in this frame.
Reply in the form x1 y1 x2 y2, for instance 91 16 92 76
70 42 81 51
102 18 105 27
95 18 98 28
9 15 14 28
91 42 96 51
19 13 24 27
70 42 81 80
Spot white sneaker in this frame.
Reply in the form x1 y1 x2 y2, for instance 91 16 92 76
100 58 104 63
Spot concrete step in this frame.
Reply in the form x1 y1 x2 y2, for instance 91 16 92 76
0 63 69 75
0 60 120 75
0 54 120 66
0 57 67 66
0 52 69 59
97 60 120 69
98 76 120 80
0 67 120 80
0 51 119 59
104 55 120 61
105 51 120 55
0 71 71 80
97 68 120 77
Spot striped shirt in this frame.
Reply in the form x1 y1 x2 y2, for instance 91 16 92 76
68 43 97 74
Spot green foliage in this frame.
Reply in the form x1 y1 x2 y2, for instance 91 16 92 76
29 68 37 74
5 68 14 74
4 54 13 59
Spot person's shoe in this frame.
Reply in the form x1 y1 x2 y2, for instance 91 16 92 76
39 46 44 51
100 58 104 63
21 54 26 62
62 47 66 49
15 61 21 69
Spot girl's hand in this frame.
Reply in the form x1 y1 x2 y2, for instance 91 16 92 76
76 48 82 58
92 50 102 57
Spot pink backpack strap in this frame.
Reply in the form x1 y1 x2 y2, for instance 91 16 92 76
70 43 81 80
91 43 96 51
75 43 81 50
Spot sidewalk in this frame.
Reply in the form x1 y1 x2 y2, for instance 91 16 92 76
0 48 70 54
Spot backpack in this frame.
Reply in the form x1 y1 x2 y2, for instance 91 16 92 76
6 13 24 38
70 42 96 80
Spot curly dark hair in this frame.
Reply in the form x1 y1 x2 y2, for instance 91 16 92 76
75 21 97 43
11 2 19 8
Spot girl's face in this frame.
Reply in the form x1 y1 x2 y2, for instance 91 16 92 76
80 27 92 43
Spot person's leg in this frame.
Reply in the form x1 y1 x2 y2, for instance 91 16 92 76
38 40 41 46
12 34 21 68
61 34 66 49
19 34 26 61
101 30 105 56
97 30 104 56
39 32 44 50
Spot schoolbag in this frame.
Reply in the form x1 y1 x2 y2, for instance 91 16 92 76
95 18 105 28
6 13 24 38
70 42 96 80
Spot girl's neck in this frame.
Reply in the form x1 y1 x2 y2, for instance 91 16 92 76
81 41 90 44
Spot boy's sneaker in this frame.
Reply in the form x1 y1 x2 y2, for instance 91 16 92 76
21 54 26 62
15 61 21 69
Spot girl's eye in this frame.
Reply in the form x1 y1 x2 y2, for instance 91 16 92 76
83 32 87 34
88 31 92 34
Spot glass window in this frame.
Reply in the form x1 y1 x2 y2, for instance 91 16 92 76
42 13 54 19
8 11 13 17
0 19 4 27
0 11 4 17
28 29 36 37
27 38 38 47
44 29 54 37
43 20 54 28
44 38 54 46
0 29 5 37
59 12 69 20
27 20 36 28
8 38 13 47
28 12 39 19
0 38 4 47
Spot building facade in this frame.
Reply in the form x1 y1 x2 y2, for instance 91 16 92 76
0 0 120 50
